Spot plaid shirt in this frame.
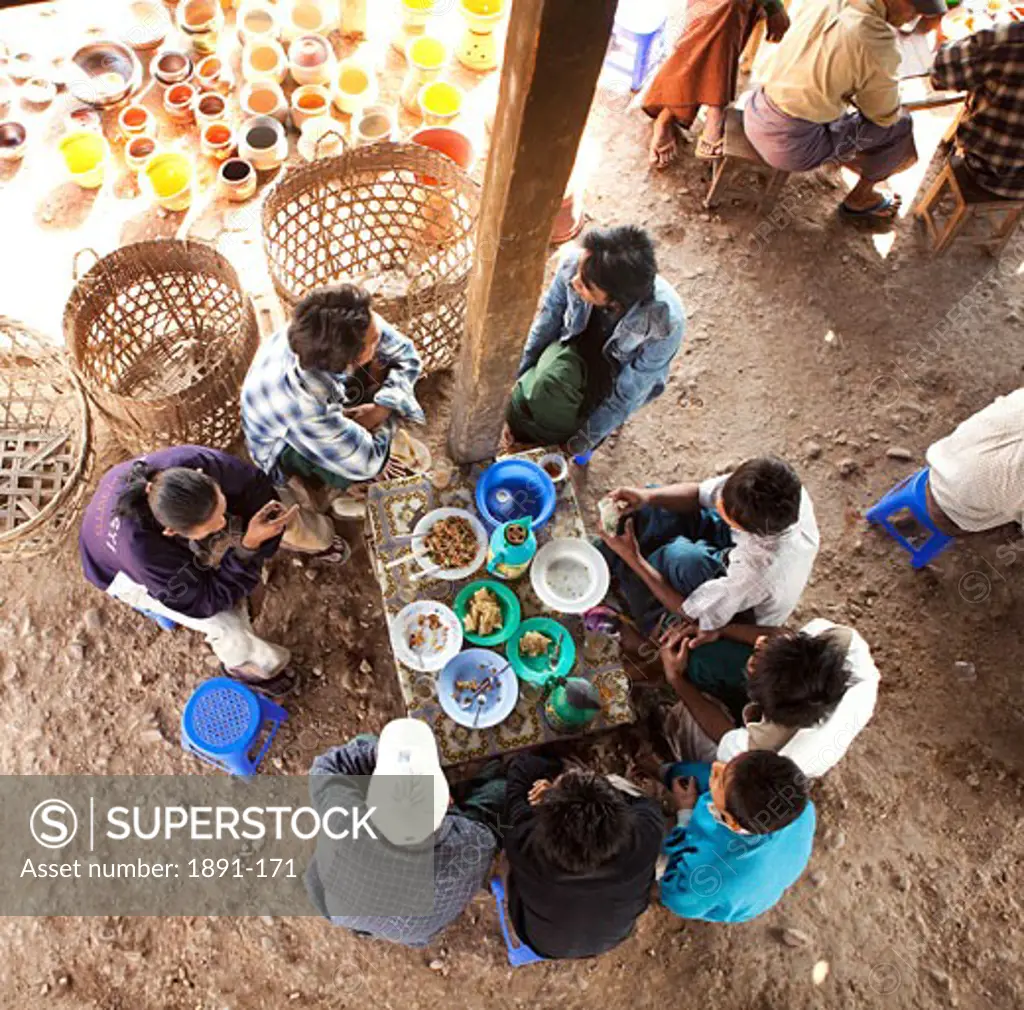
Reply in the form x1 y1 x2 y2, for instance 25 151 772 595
241 319 425 484
931 22 1024 199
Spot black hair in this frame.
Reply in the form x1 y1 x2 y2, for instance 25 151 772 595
287 284 373 373
721 457 803 535
116 461 219 534
725 751 808 835
749 632 851 728
529 768 631 874
580 225 657 308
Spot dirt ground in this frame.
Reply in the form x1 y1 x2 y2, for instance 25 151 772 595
2 5 1024 1010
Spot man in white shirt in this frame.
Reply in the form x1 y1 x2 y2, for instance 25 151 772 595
656 619 879 778
925 388 1024 535
599 457 819 656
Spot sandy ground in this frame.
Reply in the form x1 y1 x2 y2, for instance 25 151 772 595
2 3 1024 1010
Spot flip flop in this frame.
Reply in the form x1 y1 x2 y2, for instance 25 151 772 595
224 665 301 699
695 136 724 160
839 193 901 221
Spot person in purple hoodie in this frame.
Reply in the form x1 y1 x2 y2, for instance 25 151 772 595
80 445 298 696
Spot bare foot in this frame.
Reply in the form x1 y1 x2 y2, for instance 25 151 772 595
649 109 679 170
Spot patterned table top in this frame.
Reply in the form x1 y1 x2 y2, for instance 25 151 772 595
365 450 635 766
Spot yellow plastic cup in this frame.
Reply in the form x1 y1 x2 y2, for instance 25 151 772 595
143 151 195 211
418 80 463 126
59 130 108 189
408 35 446 70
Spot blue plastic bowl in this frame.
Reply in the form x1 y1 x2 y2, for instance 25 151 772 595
475 459 556 533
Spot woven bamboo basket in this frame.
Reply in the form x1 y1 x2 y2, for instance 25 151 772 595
63 240 259 454
0 317 93 557
261 141 481 374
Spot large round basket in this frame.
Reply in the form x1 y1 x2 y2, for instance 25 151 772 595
0 317 92 558
63 240 259 454
261 141 481 374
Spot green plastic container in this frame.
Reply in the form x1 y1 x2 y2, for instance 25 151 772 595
452 579 522 647
507 616 576 687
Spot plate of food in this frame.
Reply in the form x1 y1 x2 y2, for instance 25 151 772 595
941 5 994 39
453 579 522 646
437 648 519 729
507 616 577 687
530 538 611 614
412 507 488 581
389 600 463 673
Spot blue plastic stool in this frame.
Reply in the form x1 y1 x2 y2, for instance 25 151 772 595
139 608 177 631
866 468 954 569
603 0 668 92
490 877 546 967
181 677 287 775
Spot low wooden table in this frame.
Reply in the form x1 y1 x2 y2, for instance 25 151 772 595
365 450 635 766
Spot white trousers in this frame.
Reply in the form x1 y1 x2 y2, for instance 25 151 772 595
106 572 290 679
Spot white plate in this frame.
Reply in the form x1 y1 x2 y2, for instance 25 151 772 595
531 537 610 614
411 507 488 581
389 601 463 672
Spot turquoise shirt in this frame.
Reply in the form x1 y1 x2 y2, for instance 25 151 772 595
660 763 816 924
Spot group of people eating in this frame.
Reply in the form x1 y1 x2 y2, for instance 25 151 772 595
76 213 1021 955
644 0 1024 221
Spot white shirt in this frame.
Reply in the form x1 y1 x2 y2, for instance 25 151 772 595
926 388 1024 533
681 475 820 631
717 619 880 778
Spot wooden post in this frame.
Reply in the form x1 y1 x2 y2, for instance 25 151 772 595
447 0 617 463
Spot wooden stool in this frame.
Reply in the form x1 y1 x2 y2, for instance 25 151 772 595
705 107 790 214
914 157 1024 256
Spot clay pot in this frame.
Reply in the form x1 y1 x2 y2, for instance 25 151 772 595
240 81 288 123
177 0 224 53
283 0 331 43
117 103 155 140
237 1 279 45
290 84 331 130
410 125 475 173
218 156 257 200
193 90 227 126
200 120 235 160
125 134 158 172
141 150 195 210
400 35 447 113
353 104 396 145
163 81 197 122
417 80 463 127
288 33 334 86
551 189 585 245
0 120 27 162
238 114 288 171
195 54 233 92
153 49 193 86
243 39 287 83
332 58 376 115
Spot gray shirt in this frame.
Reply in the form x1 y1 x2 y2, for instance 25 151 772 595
305 736 497 947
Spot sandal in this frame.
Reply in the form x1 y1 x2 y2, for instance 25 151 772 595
695 135 724 160
839 192 901 222
312 534 352 565
224 665 301 699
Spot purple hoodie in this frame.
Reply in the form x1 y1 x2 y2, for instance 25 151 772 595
79 445 280 620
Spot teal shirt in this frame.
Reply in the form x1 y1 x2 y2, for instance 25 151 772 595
660 763 816 924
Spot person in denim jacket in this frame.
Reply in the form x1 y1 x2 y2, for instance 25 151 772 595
502 226 685 456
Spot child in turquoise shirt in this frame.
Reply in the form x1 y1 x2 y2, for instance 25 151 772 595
660 751 815 923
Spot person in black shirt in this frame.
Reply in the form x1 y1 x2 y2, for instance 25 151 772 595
503 755 665 959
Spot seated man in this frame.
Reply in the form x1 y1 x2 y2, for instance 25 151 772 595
599 457 819 654
924 387 1024 535
241 284 426 532
305 719 505 948
502 226 684 456
656 619 880 779
79 445 297 696
743 0 943 221
930 23 1024 201
503 755 664 959
659 751 815 923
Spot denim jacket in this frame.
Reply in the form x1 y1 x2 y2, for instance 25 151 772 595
517 251 685 449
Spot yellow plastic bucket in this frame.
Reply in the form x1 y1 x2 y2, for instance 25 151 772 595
143 151 194 211
59 130 108 189
418 80 463 126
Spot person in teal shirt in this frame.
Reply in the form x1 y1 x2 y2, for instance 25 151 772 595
659 751 815 923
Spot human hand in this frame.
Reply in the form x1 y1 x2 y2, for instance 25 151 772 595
766 7 790 42
528 779 553 806
344 403 392 431
659 624 691 684
689 627 722 648
243 501 298 550
600 517 641 564
670 776 698 811
608 487 649 516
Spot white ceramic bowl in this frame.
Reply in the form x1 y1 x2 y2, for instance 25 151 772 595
411 507 488 581
530 537 610 614
389 600 464 672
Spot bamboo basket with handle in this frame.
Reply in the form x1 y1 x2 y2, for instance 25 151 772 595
261 141 481 375
63 240 259 454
